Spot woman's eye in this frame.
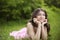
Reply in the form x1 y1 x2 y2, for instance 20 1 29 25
38 14 41 16
43 14 45 16
37 12 45 16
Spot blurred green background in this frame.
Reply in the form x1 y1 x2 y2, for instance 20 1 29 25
0 0 60 40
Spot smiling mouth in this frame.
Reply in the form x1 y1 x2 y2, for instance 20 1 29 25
38 19 44 22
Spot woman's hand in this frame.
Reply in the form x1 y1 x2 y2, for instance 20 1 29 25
33 18 47 26
41 19 48 40
33 18 41 24
42 19 47 26
33 18 41 40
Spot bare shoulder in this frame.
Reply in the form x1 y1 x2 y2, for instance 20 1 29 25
27 22 32 26
27 22 33 28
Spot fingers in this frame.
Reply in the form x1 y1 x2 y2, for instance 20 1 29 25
33 18 47 24
44 19 47 23
44 19 47 22
42 19 47 25
33 18 37 23
33 18 41 24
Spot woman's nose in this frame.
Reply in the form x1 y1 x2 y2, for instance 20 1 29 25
40 15 43 17
40 16 43 19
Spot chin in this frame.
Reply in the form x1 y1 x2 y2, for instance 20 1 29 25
40 20 44 22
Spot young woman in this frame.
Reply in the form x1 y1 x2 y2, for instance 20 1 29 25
27 8 50 40
10 8 50 40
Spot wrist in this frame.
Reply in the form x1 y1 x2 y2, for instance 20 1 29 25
38 22 41 26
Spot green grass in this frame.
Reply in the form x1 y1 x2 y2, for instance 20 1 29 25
0 7 60 40
44 6 60 40
0 19 28 40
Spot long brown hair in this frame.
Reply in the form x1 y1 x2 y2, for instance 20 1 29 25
29 8 50 35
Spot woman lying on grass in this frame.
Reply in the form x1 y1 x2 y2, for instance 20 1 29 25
10 8 50 40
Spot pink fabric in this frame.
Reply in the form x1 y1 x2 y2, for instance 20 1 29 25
10 27 29 39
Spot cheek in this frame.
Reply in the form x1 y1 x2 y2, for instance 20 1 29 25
36 16 40 21
42 17 45 21
36 16 41 19
43 16 45 19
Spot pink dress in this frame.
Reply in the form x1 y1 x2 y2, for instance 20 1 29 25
10 27 29 39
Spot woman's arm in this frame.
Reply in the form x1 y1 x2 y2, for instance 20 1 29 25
27 22 41 40
41 23 48 40
34 23 41 40
27 22 35 40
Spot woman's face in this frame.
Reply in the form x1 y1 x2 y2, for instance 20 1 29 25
36 11 45 22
